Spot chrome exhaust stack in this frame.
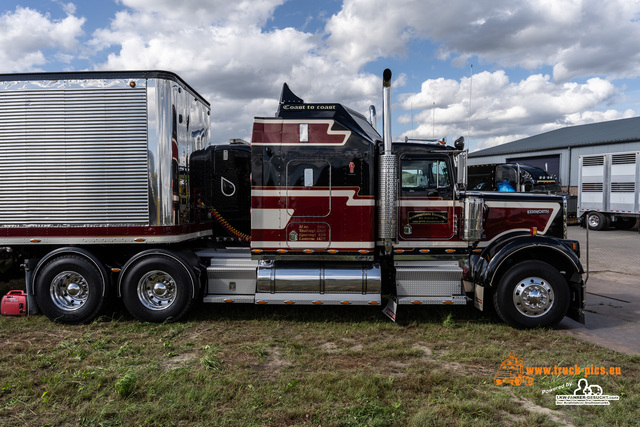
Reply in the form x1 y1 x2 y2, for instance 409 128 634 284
377 69 397 254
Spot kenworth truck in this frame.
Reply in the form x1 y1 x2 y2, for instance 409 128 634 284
0 69 585 329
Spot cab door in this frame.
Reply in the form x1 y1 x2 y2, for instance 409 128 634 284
398 155 455 241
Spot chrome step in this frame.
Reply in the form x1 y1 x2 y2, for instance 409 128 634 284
397 295 469 305
253 292 381 306
395 260 463 298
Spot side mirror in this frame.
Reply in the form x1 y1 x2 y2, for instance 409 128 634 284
454 136 465 150
456 151 468 190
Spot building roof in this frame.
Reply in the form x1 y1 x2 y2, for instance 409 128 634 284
470 116 640 157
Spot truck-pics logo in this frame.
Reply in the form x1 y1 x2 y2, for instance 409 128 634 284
494 353 534 386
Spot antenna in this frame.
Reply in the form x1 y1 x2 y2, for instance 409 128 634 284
467 64 473 140
432 101 435 138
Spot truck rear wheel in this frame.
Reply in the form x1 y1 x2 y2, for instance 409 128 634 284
587 212 608 231
493 261 569 329
35 255 107 324
120 255 194 323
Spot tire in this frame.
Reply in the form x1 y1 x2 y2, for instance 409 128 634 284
35 255 107 324
120 255 194 322
614 217 636 230
587 212 607 231
493 260 569 329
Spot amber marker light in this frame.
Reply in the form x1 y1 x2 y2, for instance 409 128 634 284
419 249 430 254
111 268 121 273
134 238 146 242
368 301 379 305
224 299 233 303
276 249 287 254
303 249 314 254
358 250 370 254
129 81 136 88
394 249 405 254
412 300 422 305
445 249 455 253
443 300 453 305
256 300 267 304
30 239 41 243
312 300 323 305
327 249 339 254
284 300 294 305
252 249 263 254
341 301 350 305
473 249 482 253
530 227 538 235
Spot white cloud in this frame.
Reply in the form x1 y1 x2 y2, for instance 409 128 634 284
89 1 383 142
0 6 85 72
398 70 621 149
326 0 640 82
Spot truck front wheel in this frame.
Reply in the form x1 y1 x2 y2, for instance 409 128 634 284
493 261 569 329
120 255 194 322
35 255 107 324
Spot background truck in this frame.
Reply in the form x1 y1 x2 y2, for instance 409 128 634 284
0 69 585 329
578 151 640 230
468 163 561 193
468 163 578 224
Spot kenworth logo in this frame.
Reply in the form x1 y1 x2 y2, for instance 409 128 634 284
527 209 550 215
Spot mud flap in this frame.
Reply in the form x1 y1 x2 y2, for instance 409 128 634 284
382 296 397 322
474 284 485 311
567 276 585 324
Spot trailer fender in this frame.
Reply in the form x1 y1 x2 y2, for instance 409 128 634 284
31 247 109 296
117 249 200 299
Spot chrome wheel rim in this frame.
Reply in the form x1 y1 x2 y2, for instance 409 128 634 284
137 270 177 311
50 271 89 311
588 214 600 228
512 277 554 317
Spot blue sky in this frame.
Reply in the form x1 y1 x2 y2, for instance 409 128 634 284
2 0 640 152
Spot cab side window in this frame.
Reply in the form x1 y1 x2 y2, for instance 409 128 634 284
401 158 452 198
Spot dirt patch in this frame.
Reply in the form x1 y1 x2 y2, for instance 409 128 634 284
254 345 291 371
513 396 575 426
321 341 339 353
412 344 433 357
161 353 197 370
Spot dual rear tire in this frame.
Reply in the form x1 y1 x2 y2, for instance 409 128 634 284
34 252 195 324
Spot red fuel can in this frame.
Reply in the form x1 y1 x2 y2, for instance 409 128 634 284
1 290 28 316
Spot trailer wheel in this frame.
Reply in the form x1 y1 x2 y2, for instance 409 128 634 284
493 261 569 329
587 212 608 231
35 255 107 324
121 256 194 322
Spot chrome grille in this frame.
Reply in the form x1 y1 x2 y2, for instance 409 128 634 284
0 87 149 225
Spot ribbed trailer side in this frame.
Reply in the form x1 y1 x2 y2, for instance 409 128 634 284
0 82 149 226
0 71 211 244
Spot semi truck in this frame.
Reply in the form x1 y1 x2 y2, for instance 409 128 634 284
468 163 561 193
578 151 640 230
468 163 578 223
0 69 585 329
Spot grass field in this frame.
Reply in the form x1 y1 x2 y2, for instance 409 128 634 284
1 276 639 426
